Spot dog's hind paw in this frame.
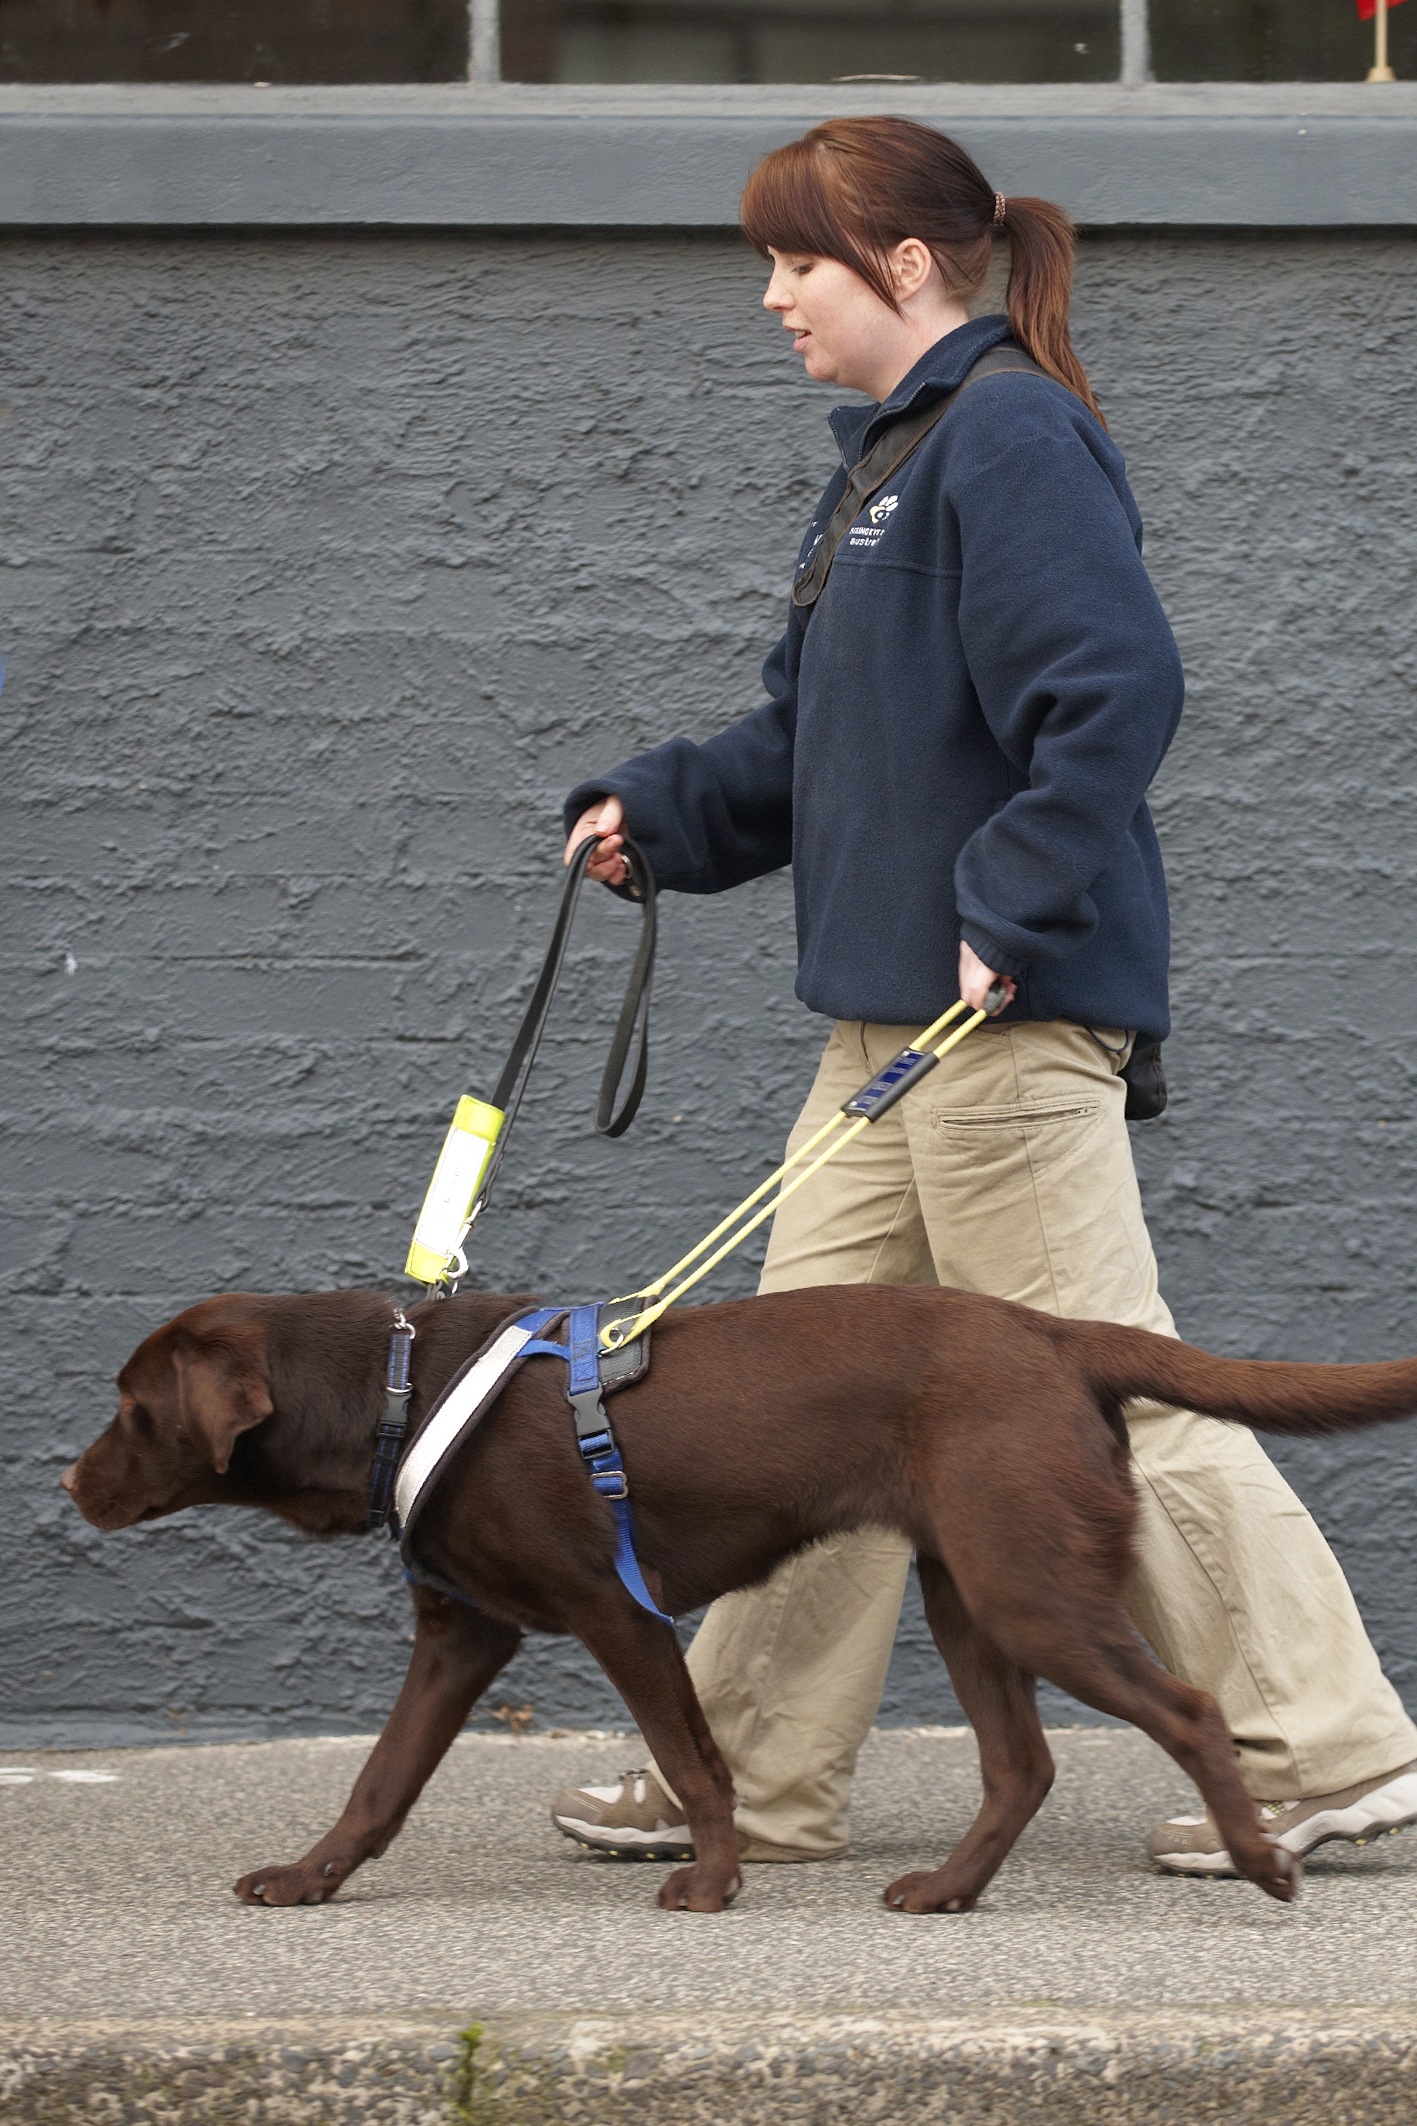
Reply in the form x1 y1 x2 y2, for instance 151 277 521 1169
656 1863 741 1912
233 1860 343 1907
884 1869 979 1915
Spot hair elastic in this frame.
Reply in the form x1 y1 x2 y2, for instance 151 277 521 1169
993 192 1007 227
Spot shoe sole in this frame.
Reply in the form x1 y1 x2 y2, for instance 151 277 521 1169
1153 1783 1417 1877
553 1813 694 1862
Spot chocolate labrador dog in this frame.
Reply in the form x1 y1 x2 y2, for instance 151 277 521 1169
64 1283 1417 1915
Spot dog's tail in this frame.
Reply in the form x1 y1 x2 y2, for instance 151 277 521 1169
1065 1318 1417 1439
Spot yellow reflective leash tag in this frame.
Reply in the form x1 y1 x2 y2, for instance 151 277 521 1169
404 1095 506 1286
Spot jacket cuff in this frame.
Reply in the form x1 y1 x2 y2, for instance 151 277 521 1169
563 780 618 838
959 923 1032 982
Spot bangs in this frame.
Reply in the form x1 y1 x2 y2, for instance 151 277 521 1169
740 136 889 296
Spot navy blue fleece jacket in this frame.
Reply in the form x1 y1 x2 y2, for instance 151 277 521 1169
566 314 1185 1042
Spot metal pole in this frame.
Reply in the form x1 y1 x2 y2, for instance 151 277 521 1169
1368 0 1396 81
469 0 500 82
1119 0 1150 86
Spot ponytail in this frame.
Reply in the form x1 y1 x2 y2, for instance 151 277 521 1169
995 194 1102 424
741 117 1104 426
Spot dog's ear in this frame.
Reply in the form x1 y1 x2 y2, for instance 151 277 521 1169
172 1332 274 1474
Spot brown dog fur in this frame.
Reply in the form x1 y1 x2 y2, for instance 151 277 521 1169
63 1284 1417 1914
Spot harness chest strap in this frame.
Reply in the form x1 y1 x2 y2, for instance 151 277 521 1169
392 1309 567 1538
385 1305 671 1625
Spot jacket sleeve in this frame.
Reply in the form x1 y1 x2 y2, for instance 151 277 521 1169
563 618 800 894
951 427 1185 979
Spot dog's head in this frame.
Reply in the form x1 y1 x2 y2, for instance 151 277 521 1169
62 1296 279 1530
63 1286 524 1537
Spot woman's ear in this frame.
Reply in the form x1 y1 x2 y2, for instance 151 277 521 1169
173 1335 274 1473
891 238 940 304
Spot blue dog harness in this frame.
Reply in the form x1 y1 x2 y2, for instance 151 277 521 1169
520 1304 671 1622
376 1302 672 1624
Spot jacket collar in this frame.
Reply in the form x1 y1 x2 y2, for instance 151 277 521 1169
828 313 1016 468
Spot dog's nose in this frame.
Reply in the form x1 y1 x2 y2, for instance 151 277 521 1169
59 1463 78 1495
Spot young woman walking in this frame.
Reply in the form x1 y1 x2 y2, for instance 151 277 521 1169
551 118 1417 1880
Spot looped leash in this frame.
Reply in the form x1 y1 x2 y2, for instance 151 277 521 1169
405 832 657 1293
488 833 657 1170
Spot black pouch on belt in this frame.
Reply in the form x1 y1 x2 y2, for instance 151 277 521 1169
1121 1037 1168 1121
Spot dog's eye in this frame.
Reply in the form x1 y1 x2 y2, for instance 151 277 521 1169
125 1401 157 1442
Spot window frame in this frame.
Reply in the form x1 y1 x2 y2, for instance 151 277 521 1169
469 0 1410 91
470 0 1151 84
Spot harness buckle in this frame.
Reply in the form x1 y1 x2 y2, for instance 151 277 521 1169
592 1468 629 1501
569 1385 609 1442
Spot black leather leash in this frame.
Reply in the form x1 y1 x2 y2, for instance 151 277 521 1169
469 831 657 1229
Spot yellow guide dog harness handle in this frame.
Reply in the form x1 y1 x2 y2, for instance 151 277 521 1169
597 986 1007 1350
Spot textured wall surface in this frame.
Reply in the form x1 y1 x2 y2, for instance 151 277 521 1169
2 227 1415 1748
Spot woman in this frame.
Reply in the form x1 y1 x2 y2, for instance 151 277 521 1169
551 119 1417 1878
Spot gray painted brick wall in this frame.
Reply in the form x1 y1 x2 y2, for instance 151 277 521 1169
3 227 1415 1746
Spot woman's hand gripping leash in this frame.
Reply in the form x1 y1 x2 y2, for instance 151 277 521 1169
566 794 633 889
959 937 1015 1015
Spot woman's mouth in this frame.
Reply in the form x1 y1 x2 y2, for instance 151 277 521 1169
792 333 811 353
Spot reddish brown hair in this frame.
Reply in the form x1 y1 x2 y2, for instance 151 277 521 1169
740 116 1102 424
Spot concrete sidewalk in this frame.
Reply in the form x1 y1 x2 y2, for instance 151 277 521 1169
3 1724 1416 2121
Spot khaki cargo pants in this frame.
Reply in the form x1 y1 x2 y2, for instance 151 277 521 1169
657 1019 1417 1859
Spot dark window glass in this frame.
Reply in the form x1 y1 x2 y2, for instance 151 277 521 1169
0 0 467 83
1152 0 1416 81
503 0 1120 85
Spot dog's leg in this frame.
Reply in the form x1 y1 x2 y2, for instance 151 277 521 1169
966 1595 1301 1905
576 1597 742 1913
233 1586 521 1907
884 1554 1055 1915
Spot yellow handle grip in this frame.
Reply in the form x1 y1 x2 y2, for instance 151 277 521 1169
404 1095 505 1286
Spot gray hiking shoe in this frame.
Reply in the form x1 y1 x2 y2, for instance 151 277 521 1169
1148 1760 1417 1876
551 1767 693 1861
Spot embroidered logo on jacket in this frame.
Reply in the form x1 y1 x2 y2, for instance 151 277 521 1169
847 494 899 550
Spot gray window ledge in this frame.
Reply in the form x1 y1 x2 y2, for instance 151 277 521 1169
4 82 1417 228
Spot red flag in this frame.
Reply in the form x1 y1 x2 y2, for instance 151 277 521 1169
1358 0 1408 19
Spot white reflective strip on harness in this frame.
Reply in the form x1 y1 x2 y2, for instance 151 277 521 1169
394 1321 537 1533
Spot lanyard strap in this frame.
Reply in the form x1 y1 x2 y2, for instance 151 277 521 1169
792 345 1046 617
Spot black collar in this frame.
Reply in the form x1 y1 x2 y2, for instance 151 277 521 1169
366 1310 416 1534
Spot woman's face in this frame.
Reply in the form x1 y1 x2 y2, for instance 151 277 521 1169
763 241 969 403
763 249 898 395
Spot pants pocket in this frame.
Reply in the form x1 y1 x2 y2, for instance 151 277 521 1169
926 1099 1105 1184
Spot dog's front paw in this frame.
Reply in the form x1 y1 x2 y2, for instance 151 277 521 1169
884 1869 978 1915
1251 1842 1302 1904
656 1863 741 1913
233 1859 345 1907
